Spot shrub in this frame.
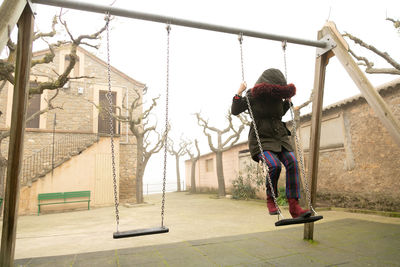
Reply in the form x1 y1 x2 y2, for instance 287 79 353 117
276 187 288 206
232 175 255 200
232 163 264 200
231 162 289 205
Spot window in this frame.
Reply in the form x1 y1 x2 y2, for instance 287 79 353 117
205 158 213 172
64 54 80 77
98 90 117 134
26 82 40 128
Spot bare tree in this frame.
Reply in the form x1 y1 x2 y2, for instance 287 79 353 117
167 136 189 192
113 86 167 203
0 13 107 210
195 111 245 197
343 17 400 75
186 139 200 193
1 13 104 93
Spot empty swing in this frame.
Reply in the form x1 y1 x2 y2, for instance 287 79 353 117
104 15 169 238
238 34 323 227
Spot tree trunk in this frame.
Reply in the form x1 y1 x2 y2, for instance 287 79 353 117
136 166 145 203
190 160 197 193
215 151 226 197
135 137 144 203
175 155 181 191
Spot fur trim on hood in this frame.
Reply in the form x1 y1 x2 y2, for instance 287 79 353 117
251 82 296 99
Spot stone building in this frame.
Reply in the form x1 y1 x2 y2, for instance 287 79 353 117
0 45 143 215
185 79 400 211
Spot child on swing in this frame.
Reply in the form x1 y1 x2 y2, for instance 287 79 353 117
231 68 311 219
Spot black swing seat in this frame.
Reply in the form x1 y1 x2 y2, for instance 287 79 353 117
275 215 323 227
113 226 169 239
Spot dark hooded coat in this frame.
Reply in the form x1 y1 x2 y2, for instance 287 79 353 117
231 68 295 162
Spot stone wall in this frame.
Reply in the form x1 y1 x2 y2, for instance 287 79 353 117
0 131 96 159
301 83 400 211
44 88 93 132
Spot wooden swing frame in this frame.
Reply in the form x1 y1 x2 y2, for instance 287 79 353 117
1 0 400 265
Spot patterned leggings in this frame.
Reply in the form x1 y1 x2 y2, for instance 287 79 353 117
259 149 300 199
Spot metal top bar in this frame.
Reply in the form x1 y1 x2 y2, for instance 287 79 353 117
30 0 326 48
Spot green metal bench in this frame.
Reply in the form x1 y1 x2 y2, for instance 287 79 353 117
37 191 90 215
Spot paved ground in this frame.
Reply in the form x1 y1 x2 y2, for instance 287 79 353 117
2 192 400 266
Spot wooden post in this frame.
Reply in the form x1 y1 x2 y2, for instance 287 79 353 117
325 22 400 146
303 21 400 239
0 4 34 267
303 30 329 240
0 0 27 53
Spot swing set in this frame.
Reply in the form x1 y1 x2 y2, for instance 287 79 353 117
2 0 400 265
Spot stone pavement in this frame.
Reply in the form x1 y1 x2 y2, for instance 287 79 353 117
3 192 400 266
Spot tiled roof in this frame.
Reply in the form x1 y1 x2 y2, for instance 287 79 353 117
301 78 400 118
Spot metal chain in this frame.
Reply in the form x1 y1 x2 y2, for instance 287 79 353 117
161 24 171 228
281 40 288 81
238 33 245 82
244 96 284 219
282 41 317 215
105 13 120 231
239 34 283 218
288 106 316 215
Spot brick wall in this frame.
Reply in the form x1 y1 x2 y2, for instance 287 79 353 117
44 88 93 132
119 138 137 203
308 85 400 211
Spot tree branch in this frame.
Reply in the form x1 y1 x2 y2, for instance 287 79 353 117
386 17 400 30
167 136 189 157
144 128 167 158
33 15 58 41
237 113 251 126
221 113 233 134
348 48 400 75
186 139 200 161
221 112 244 148
195 112 223 133
68 75 95 80
27 13 109 95
143 95 159 120
344 32 400 73
195 112 217 152
0 60 14 84
295 88 314 111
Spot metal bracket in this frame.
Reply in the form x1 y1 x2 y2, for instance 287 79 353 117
316 34 336 57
